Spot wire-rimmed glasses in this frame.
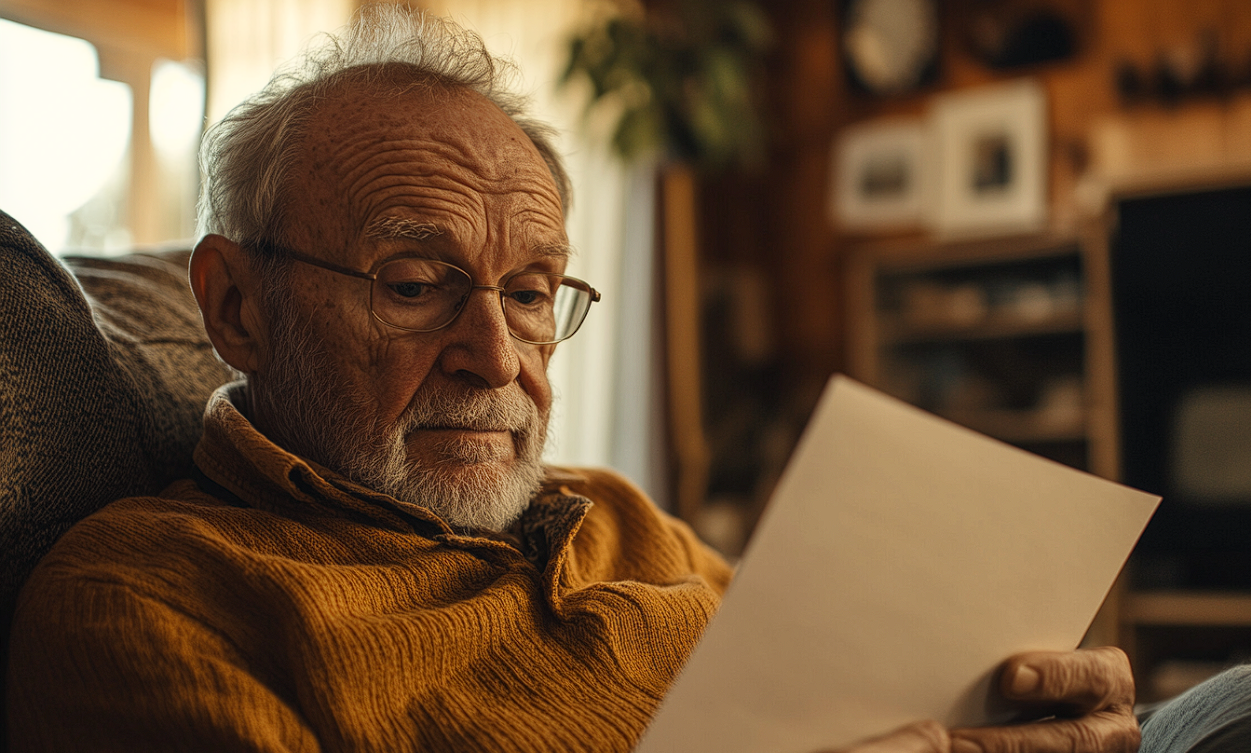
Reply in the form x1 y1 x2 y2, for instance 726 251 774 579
277 247 600 345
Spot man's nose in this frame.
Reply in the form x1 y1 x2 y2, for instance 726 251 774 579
437 286 521 389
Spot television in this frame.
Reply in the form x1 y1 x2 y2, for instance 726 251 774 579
1113 184 1251 590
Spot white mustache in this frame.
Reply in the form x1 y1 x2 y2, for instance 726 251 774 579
399 383 538 435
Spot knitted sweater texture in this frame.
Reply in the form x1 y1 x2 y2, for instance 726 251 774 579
7 385 733 752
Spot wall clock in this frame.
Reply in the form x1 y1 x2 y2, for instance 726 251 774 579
840 0 941 96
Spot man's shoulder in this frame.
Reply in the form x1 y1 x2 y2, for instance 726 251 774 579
32 478 267 578
541 465 650 501
77 477 245 527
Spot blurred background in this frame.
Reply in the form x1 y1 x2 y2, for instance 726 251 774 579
4 0 1251 705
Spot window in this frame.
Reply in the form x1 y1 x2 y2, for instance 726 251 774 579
0 14 204 255
0 19 133 253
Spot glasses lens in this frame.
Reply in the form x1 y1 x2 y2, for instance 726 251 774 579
372 258 472 331
503 273 594 343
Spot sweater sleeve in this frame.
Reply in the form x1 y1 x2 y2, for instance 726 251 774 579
7 567 319 753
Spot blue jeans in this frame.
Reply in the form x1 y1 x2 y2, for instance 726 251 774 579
1140 665 1251 752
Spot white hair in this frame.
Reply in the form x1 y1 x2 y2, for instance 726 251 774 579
197 4 571 252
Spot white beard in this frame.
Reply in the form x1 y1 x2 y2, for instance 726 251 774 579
341 380 547 532
252 285 547 532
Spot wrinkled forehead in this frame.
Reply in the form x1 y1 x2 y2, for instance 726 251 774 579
298 73 553 191
279 72 566 256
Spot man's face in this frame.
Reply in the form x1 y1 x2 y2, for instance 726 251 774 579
250 81 568 531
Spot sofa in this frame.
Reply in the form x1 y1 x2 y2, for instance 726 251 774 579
0 209 236 745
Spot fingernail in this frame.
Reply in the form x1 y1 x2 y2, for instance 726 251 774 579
1011 664 1041 694
952 739 983 753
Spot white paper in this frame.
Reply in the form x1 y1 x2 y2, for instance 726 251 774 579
638 375 1160 753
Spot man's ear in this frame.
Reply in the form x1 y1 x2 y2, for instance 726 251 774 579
189 234 269 374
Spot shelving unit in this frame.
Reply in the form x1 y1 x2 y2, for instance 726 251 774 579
845 231 1119 482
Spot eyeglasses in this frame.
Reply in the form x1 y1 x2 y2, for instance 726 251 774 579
275 246 600 345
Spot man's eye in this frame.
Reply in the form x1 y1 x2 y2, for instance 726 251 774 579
508 289 546 306
389 281 429 298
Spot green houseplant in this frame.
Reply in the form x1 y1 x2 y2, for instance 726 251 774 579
561 0 773 170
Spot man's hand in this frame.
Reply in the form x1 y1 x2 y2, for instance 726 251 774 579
950 646 1139 753
824 647 1138 753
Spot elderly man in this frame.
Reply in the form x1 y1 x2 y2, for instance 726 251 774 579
6 6 1141 753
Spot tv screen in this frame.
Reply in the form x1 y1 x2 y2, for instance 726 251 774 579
1114 184 1251 590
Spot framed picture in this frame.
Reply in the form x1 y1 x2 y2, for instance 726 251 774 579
932 79 1048 238
831 118 932 231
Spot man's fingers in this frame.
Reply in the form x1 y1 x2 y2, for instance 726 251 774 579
998 646 1134 711
950 709 1140 753
947 648 1138 753
825 720 950 753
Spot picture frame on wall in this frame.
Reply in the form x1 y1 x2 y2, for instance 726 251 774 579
932 79 1048 238
831 118 933 231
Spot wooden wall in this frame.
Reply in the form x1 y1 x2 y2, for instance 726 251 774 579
698 0 1251 412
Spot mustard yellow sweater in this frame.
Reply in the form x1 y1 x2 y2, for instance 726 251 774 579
7 386 732 752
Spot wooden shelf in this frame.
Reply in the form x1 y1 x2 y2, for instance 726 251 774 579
860 232 1082 271
883 310 1084 344
1124 591 1251 627
939 408 1087 444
